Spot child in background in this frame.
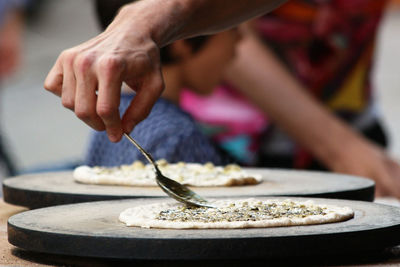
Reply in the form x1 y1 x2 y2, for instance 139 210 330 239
84 0 240 167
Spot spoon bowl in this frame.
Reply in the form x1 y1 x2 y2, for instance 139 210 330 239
124 133 214 208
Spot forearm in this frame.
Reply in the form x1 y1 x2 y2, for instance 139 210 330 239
113 0 286 47
224 30 362 169
226 35 400 197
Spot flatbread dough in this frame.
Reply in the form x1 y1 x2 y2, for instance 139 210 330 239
119 198 354 229
73 160 262 187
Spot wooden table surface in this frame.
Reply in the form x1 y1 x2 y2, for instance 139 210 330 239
1 198 400 266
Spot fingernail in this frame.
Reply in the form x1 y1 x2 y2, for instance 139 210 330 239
108 134 117 143
108 132 121 143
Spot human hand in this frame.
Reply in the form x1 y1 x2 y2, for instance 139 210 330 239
329 138 400 198
44 4 164 142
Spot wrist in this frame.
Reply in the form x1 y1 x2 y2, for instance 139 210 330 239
319 126 373 172
306 120 359 171
118 0 200 48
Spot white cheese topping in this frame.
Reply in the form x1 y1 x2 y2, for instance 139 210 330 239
73 160 262 187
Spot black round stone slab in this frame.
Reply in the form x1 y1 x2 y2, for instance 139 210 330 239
3 169 374 209
8 197 400 260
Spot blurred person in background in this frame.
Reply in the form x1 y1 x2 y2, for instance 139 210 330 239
83 0 239 166
181 0 400 198
0 0 29 177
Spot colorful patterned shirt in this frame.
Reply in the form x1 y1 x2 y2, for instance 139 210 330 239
257 0 387 167
181 0 388 168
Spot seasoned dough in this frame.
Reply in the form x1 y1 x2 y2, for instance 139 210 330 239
119 198 354 229
74 160 262 187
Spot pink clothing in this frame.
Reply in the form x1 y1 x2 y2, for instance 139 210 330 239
181 85 268 164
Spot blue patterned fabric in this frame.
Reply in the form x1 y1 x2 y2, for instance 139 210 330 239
84 95 232 167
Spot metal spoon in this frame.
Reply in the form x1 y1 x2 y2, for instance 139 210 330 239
124 133 213 208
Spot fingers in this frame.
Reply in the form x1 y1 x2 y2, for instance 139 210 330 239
386 160 400 197
122 70 164 133
74 55 105 132
375 172 395 197
96 56 124 142
375 188 385 198
374 158 400 198
61 52 77 111
44 54 64 97
44 36 164 142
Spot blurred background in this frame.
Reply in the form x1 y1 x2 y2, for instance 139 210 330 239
0 0 399 177
1 0 98 176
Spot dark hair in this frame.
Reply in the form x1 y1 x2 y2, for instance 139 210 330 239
94 0 209 65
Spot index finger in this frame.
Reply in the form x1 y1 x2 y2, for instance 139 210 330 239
122 71 164 133
96 57 124 142
44 54 64 97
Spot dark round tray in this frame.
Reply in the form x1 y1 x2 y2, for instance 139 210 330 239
8 197 400 260
3 169 375 209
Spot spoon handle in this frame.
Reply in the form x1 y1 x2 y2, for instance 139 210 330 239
123 133 156 166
